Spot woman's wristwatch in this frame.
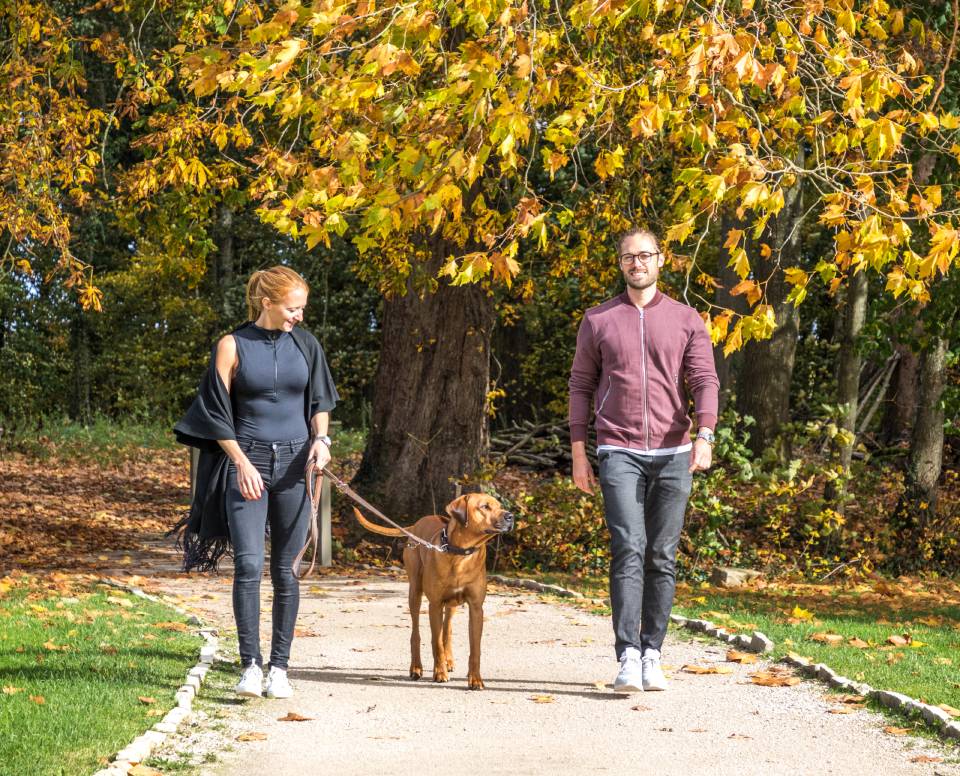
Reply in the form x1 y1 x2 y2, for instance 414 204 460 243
696 428 715 445
314 434 332 449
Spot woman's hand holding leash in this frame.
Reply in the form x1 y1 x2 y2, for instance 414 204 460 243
306 436 331 473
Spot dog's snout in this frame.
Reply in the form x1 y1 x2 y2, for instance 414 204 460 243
499 511 515 531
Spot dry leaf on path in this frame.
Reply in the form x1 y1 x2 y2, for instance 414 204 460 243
129 766 164 776
278 711 313 722
937 704 960 717
728 733 752 739
831 694 865 705
725 650 757 664
682 664 734 675
592 681 607 690
236 732 268 741
630 704 652 711
910 755 942 763
529 695 555 703
828 707 854 714
883 726 911 736
749 671 800 687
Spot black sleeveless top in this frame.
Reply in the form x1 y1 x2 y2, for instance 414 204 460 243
232 323 310 442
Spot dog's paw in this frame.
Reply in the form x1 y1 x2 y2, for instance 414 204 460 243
467 674 484 691
433 668 450 683
409 666 422 680
445 658 455 672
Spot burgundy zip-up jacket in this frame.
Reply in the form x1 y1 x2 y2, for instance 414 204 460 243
568 290 719 450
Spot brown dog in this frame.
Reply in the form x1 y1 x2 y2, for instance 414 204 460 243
352 493 514 690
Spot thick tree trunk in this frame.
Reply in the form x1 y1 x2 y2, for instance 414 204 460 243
714 213 751 416
891 334 948 568
735 179 804 459
212 203 235 311
824 269 869 510
351 249 495 522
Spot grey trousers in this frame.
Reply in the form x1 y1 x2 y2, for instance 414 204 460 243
227 437 310 671
598 449 693 659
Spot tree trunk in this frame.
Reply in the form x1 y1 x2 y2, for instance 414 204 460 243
71 302 92 423
714 213 751 416
213 203 235 310
824 269 869 510
351 249 495 523
880 325 920 445
735 178 804 459
890 334 948 568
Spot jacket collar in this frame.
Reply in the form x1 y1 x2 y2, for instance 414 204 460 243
619 289 664 309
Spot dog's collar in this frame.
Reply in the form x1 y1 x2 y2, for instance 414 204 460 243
439 527 479 556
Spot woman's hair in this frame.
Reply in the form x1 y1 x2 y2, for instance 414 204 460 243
615 227 661 255
246 266 309 320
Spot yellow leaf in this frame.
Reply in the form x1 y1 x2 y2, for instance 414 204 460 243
237 731 268 741
811 633 844 645
529 694 555 703
749 671 800 687
789 605 814 621
726 650 758 664
682 664 734 675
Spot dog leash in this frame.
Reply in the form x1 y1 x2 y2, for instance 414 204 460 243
292 459 323 579
320 465 474 555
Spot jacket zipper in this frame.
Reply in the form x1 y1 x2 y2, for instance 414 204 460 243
639 307 650 451
271 333 279 401
596 376 612 419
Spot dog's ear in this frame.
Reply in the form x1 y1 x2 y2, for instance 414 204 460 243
445 495 468 526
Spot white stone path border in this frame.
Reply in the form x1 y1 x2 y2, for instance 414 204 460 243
91 579 219 776
490 574 960 743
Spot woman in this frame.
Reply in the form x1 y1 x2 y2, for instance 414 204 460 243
173 266 339 699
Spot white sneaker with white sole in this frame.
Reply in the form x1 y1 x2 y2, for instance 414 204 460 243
265 666 293 699
613 646 643 693
235 662 263 698
641 648 668 691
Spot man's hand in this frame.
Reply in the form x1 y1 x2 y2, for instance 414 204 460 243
688 438 712 473
571 440 597 494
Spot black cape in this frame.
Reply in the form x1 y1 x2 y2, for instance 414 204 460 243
171 322 339 571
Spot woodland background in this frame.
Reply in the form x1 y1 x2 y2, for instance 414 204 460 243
2 0 959 577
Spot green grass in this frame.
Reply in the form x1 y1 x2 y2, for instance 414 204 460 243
0 575 202 776
1 415 178 465
672 589 960 710
505 569 960 712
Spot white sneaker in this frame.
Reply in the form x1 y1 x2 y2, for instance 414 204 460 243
642 648 668 691
265 666 293 699
235 662 263 698
614 647 643 693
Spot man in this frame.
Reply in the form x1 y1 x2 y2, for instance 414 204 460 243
568 227 720 693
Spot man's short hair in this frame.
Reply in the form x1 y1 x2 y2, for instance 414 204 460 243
616 228 661 255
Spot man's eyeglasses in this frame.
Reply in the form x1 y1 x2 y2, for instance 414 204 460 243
619 251 660 267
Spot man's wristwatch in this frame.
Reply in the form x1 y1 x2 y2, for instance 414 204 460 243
696 428 715 446
314 434 332 449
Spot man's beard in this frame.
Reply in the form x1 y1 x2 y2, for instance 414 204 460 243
624 270 657 290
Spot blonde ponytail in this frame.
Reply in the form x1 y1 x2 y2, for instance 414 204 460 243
245 266 309 320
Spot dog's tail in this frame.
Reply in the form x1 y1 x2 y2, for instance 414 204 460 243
351 506 405 538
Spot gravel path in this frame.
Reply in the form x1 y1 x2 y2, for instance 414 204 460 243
136 559 957 776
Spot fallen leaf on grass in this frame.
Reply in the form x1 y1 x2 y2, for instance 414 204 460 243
137 696 156 705
910 755 942 763
786 651 812 663
236 732 268 741
682 664 734 675
937 704 960 718
933 657 953 666
29 695 45 704
885 634 909 647
106 595 133 609
847 638 870 648
153 621 188 632
2 686 23 695
883 726 912 736
789 605 814 621
811 633 843 645
529 695 555 703
725 650 757 664
146 709 163 717
749 671 800 687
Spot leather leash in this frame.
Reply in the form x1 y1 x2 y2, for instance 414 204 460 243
292 459 323 579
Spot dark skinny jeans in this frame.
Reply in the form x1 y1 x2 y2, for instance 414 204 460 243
227 437 310 670
598 449 693 660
